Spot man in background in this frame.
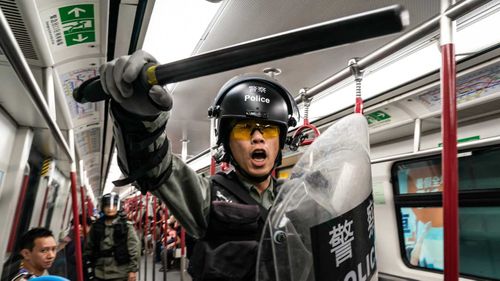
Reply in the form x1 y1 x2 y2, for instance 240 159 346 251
11 228 57 281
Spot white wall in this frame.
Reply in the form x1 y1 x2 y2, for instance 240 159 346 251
0 111 33 268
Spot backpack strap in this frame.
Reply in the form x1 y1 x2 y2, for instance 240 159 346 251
211 171 269 221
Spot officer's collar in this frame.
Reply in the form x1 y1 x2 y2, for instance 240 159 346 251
235 171 274 195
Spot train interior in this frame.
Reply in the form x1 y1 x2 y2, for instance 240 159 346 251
1 0 500 280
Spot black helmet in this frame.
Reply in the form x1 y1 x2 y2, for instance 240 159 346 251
208 74 299 154
101 192 120 211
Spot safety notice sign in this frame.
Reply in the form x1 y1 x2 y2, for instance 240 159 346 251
42 4 96 47
59 4 95 46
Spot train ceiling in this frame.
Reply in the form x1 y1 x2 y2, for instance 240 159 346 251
1 0 497 196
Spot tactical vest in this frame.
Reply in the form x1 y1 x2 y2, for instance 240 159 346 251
91 216 131 265
188 171 278 281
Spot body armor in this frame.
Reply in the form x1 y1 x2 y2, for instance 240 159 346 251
188 171 278 281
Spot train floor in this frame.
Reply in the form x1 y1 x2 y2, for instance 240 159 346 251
138 252 190 281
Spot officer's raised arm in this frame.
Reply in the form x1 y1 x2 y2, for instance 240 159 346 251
100 50 211 238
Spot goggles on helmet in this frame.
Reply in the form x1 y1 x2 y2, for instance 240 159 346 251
101 193 120 210
230 120 280 141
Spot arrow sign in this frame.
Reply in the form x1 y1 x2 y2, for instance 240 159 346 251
59 4 96 46
73 34 88 42
68 7 86 17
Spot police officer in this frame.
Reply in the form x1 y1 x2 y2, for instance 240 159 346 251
98 50 298 281
84 193 140 281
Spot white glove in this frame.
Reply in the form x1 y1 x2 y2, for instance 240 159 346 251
100 50 173 116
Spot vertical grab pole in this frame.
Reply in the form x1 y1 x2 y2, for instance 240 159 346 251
210 118 217 175
87 192 94 218
137 195 143 281
69 130 84 281
80 185 87 240
163 206 169 281
152 198 158 281
7 165 30 252
440 0 459 280
38 180 50 227
144 193 150 281
61 193 70 230
135 195 142 228
180 140 189 281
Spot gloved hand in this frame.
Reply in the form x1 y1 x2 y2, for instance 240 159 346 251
102 50 173 189
100 50 173 117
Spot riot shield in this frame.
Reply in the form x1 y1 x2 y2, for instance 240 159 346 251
257 114 377 281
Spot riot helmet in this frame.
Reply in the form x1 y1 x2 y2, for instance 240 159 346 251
101 192 120 211
208 74 299 165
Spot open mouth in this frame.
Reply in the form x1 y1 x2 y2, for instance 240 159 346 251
251 149 267 161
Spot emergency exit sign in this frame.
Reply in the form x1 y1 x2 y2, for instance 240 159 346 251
366 110 391 125
59 4 95 46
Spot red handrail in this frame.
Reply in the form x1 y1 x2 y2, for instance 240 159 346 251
86 196 94 218
70 172 84 281
80 186 87 240
61 194 70 230
181 228 186 256
38 182 50 226
291 118 321 146
7 165 30 252
441 1 458 280
163 206 169 247
145 193 150 238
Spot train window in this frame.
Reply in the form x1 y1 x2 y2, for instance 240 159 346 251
394 146 500 194
458 148 500 190
400 207 500 279
392 146 500 280
395 160 442 194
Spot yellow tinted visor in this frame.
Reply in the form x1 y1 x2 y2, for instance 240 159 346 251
230 120 280 141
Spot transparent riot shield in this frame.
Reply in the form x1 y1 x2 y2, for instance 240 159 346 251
257 114 377 281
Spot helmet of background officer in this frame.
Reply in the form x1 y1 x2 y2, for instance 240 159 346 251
101 192 120 219
19 228 57 276
208 74 298 182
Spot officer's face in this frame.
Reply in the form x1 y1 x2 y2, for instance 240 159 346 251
21 236 56 273
229 120 280 181
103 205 118 217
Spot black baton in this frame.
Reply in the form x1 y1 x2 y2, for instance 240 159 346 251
73 5 408 103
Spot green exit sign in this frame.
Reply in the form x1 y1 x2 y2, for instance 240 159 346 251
366 110 391 125
59 4 95 46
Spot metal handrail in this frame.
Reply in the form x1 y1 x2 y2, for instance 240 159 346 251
186 0 492 164
296 0 493 103
0 8 73 161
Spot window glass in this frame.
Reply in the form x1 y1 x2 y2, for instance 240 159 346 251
458 148 500 190
395 160 442 194
401 207 443 270
400 207 500 280
394 146 500 194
